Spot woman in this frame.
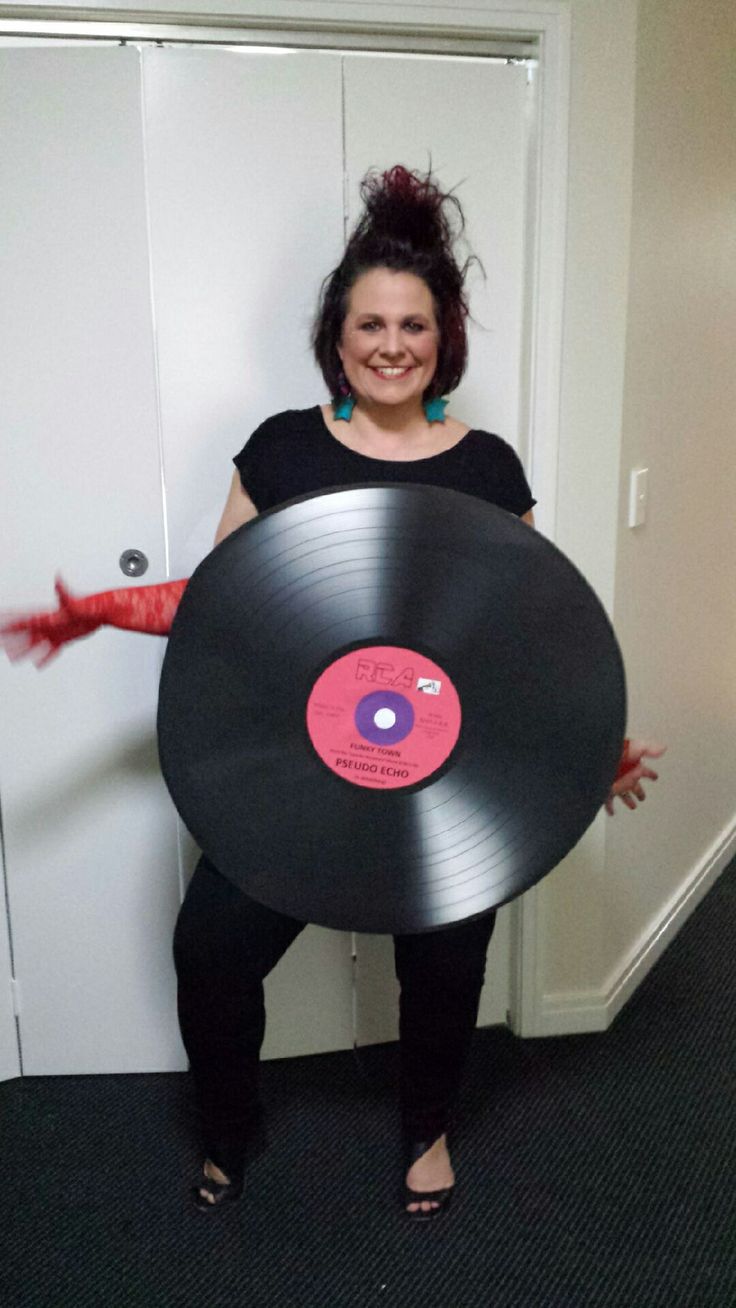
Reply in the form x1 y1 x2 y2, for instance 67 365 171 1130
1 166 663 1219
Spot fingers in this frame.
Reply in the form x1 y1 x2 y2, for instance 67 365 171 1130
627 738 667 761
607 791 637 814
625 765 658 787
1 628 56 665
611 763 659 797
54 576 74 608
2 582 71 650
0 629 34 661
606 774 652 815
34 642 61 669
0 613 37 638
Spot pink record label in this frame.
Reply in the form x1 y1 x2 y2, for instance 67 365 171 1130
306 645 462 790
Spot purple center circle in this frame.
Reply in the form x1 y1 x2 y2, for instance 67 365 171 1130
354 690 415 746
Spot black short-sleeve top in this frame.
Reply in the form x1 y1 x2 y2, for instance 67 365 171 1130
233 406 536 517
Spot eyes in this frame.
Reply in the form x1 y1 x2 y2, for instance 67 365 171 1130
357 319 430 334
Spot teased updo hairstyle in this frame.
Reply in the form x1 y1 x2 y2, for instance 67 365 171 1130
313 165 472 401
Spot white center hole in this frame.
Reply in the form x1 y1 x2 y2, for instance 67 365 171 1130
374 708 397 730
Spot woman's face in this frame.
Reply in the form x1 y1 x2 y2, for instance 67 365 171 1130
337 268 439 411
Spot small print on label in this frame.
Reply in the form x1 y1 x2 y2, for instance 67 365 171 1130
417 678 441 695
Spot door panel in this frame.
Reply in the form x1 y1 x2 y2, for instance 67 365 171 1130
343 54 531 1039
141 48 355 1056
0 48 182 1073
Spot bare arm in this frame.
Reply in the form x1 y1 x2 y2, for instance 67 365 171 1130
214 470 259 545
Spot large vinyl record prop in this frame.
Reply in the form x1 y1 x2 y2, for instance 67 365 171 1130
158 485 625 933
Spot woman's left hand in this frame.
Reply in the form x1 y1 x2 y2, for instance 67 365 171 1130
605 738 667 815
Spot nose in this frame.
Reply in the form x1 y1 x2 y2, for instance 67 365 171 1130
378 325 406 358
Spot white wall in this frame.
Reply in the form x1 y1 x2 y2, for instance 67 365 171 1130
540 0 736 1025
604 0 736 983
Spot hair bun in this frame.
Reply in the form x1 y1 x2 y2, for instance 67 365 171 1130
357 165 461 253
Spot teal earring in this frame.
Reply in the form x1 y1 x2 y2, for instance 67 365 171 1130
333 394 355 421
424 396 448 423
333 370 355 421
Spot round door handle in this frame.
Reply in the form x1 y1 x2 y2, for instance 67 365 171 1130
119 549 149 578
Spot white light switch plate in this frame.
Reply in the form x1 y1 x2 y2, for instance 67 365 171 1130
628 467 649 527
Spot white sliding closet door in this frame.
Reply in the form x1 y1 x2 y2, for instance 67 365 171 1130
0 49 182 1074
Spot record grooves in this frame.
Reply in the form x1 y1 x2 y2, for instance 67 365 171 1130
158 485 626 933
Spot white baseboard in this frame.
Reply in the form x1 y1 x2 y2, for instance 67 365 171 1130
533 814 736 1037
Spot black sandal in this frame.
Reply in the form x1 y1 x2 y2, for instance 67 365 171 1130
403 1138 455 1222
193 1165 244 1210
192 1117 267 1211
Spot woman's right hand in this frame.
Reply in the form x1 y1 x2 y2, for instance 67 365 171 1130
1 576 188 668
1 579 102 667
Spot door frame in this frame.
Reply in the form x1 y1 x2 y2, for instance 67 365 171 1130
0 0 572 1039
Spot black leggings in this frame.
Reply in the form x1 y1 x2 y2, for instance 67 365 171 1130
173 856 496 1176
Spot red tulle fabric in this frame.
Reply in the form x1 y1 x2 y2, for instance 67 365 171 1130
0 578 188 667
614 739 632 782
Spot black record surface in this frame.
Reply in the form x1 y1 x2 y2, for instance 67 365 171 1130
158 485 626 933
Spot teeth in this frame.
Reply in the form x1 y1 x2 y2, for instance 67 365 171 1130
375 367 409 377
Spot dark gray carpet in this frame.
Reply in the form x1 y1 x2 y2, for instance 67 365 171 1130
2 858 734 1308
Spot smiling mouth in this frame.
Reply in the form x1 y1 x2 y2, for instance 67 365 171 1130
372 366 413 379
